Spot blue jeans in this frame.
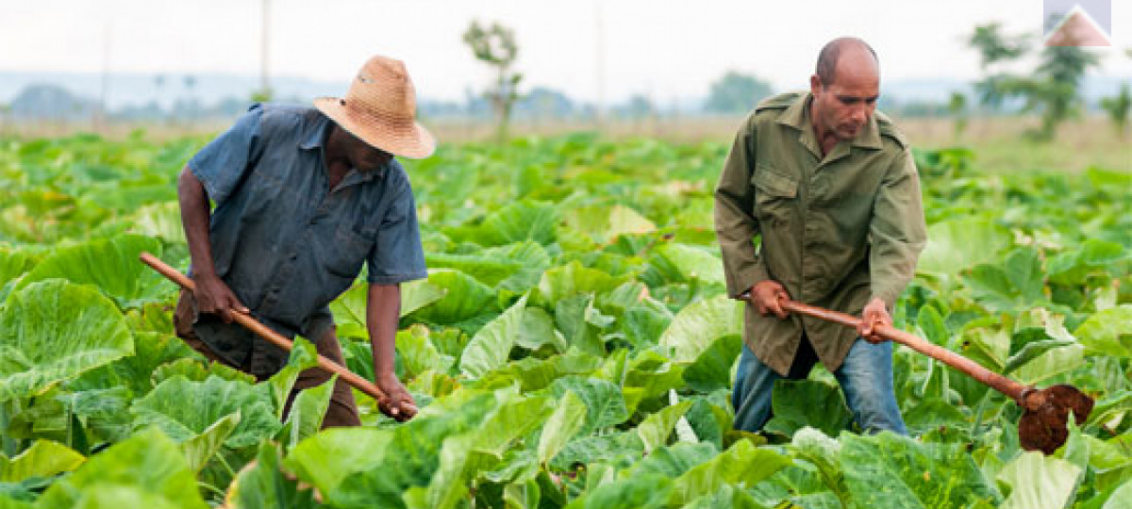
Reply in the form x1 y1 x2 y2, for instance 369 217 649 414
731 335 907 435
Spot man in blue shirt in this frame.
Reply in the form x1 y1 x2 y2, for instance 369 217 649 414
174 55 434 426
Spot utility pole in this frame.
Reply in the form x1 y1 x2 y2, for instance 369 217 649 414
260 0 271 100
593 0 606 127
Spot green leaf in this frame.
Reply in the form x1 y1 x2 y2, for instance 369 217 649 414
763 380 852 438
130 375 281 449
788 428 850 507
659 295 742 363
277 375 335 450
538 261 625 305
460 294 529 378
537 391 588 465
516 306 567 352
0 440 84 482
683 334 742 393
0 280 133 401
917 218 1011 275
997 451 1082 509
652 244 725 285
330 279 446 339
410 269 496 325
70 486 182 509
839 432 999 509
566 474 672 509
36 427 208 509
0 248 32 289
962 247 1047 312
637 401 694 453
283 427 393 497
1075 305 1132 358
396 325 455 379
180 412 240 473
548 376 629 434
1011 343 1084 386
228 441 319 509
1048 239 1128 285
668 439 791 505
478 200 558 247
17 235 171 309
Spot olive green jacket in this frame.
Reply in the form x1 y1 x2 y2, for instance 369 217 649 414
714 92 927 375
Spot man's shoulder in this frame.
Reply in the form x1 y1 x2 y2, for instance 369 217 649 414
754 92 803 114
254 103 323 137
873 110 910 151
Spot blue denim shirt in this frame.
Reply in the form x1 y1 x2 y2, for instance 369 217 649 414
187 103 427 377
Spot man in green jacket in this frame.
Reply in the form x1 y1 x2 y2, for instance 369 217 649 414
714 37 927 433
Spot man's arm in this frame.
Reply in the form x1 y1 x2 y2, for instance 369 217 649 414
860 148 928 342
366 283 416 420
178 166 247 322
714 116 790 318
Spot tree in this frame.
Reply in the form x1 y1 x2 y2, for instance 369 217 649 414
948 92 968 139
967 23 1028 108
705 71 773 114
463 20 523 141
966 22 1100 140
1100 84 1131 136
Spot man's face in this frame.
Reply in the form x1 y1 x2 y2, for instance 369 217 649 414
343 130 393 172
811 51 880 142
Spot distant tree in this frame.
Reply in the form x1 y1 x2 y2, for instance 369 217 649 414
9 84 96 121
948 92 968 139
463 20 523 141
967 23 1028 108
1100 84 1131 136
705 71 773 114
618 94 654 119
517 87 575 119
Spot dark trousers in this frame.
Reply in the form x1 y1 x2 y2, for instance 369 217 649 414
173 291 361 428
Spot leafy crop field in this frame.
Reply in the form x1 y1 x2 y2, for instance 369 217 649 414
0 133 1130 508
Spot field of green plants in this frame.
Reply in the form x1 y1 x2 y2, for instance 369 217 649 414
0 132 1130 508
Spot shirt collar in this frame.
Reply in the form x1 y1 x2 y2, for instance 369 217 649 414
302 112 390 182
777 92 883 151
298 111 332 151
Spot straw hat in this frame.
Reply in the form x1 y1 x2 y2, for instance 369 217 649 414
314 55 436 159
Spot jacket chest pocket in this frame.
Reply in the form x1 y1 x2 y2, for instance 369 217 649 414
751 167 798 226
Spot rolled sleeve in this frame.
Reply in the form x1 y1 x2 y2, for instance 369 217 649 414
187 104 265 206
869 148 927 308
714 115 770 298
367 177 428 285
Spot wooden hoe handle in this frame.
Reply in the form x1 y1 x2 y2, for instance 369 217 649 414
139 252 392 405
778 299 1033 405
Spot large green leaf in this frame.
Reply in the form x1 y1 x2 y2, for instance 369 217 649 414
460 294 529 378
277 376 335 450
410 269 496 325
0 440 84 482
130 375 281 448
537 391 588 465
228 442 319 509
683 334 742 393
917 218 1012 275
36 427 208 509
284 427 393 497
764 380 852 438
659 295 742 363
478 200 558 246
1075 305 1132 358
997 451 1082 509
839 432 999 508
668 439 791 505
565 474 673 509
637 401 694 453
962 247 1047 312
330 279 446 339
652 243 725 286
537 261 626 305
548 376 629 435
0 280 133 401
180 413 240 473
17 235 172 309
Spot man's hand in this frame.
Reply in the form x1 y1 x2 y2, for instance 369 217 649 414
376 372 416 422
858 298 892 344
750 280 791 319
192 273 248 323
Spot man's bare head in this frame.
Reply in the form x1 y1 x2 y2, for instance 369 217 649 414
810 37 881 144
815 37 879 87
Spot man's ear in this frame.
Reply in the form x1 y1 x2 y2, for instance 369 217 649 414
809 74 822 97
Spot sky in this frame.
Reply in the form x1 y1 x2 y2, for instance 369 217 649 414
1 0 1130 104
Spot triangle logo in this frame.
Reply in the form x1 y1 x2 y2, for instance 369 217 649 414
1044 4 1112 47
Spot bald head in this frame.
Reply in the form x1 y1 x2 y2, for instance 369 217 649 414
815 37 879 87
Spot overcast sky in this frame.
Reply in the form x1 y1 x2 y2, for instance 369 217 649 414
2 0 1130 103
